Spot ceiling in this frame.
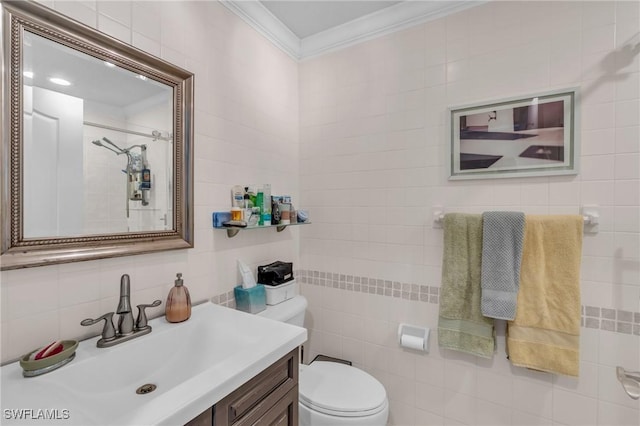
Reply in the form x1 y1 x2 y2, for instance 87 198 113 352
260 1 401 39
24 30 170 108
223 0 484 59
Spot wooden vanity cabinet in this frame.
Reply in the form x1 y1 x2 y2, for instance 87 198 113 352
185 348 299 426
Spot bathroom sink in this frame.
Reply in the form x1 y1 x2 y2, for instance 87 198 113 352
0 302 306 425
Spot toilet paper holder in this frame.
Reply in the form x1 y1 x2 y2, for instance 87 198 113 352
397 323 429 352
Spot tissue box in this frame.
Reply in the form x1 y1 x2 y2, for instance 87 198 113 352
234 285 266 314
265 280 298 305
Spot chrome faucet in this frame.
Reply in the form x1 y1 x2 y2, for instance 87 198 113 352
116 274 135 335
81 274 161 348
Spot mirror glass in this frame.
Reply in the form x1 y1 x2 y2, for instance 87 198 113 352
1 1 194 270
23 31 174 237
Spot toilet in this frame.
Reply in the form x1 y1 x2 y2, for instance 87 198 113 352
258 295 389 426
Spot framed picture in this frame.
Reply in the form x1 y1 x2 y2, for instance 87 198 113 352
447 88 579 180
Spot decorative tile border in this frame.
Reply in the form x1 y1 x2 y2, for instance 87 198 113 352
297 269 640 337
210 270 640 337
212 290 236 309
296 269 439 304
583 306 640 336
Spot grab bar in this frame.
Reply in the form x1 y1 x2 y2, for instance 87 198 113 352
616 366 640 400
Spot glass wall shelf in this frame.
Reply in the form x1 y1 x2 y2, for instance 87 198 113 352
213 222 310 238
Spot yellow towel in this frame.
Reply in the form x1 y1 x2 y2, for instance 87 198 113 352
507 215 583 377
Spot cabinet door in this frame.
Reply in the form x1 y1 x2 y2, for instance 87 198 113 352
185 407 212 426
214 348 298 426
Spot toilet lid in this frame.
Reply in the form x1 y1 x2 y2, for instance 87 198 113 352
299 361 387 417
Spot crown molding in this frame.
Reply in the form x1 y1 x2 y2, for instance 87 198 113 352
220 0 301 59
300 1 485 60
221 1 486 61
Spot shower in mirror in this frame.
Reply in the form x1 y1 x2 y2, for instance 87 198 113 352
91 137 149 213
87 123 173 226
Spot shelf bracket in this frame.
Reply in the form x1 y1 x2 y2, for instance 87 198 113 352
226 228 241 238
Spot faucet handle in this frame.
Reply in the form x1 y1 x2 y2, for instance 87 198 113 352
81 312 116 342
136 300 162 330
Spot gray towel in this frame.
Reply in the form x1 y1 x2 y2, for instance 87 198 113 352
480 211 525 320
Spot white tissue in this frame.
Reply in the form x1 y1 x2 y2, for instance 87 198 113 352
397 323 429 352
400 334 425 351
238 260 257 289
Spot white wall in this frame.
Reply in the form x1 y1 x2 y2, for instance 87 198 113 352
83 101 131 234
0 0 299 363
299 1 639 425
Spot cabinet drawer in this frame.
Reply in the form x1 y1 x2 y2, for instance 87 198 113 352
214 348 298 425
234 386 297 426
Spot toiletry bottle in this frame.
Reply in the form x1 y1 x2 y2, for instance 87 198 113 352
247 185 258 208
271 196 281 225
262 184 272 226
231 185 244 208
256 191 264 226
290 203 297 224
243 192 253 208
231 206 242 221
165 273 191 323
243 192 253 222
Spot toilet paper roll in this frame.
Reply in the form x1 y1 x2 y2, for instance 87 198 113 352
400 334 425 351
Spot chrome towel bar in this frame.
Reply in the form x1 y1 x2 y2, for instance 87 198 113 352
432 205 600 233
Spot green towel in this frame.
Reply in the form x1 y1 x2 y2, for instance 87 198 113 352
438 213 495 358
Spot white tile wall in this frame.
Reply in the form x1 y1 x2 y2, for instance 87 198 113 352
299 1 640 425
1 0 299 362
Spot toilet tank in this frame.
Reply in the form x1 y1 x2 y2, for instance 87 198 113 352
258 295 307 327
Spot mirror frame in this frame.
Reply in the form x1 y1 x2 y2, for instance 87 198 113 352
1 0 194 270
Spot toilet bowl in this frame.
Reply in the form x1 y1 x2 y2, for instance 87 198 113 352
258 295 389 426
299 361 389 426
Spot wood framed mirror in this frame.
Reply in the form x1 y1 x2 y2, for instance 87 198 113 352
1 0 194 270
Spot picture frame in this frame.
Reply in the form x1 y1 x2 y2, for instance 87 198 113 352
447 88 579 180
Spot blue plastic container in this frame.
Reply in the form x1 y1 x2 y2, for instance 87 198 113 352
234 284 266 314
213 212 231 227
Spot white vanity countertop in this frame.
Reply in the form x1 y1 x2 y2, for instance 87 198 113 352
0 302 307 425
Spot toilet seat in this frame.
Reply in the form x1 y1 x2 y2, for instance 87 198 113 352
299 361 387 417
